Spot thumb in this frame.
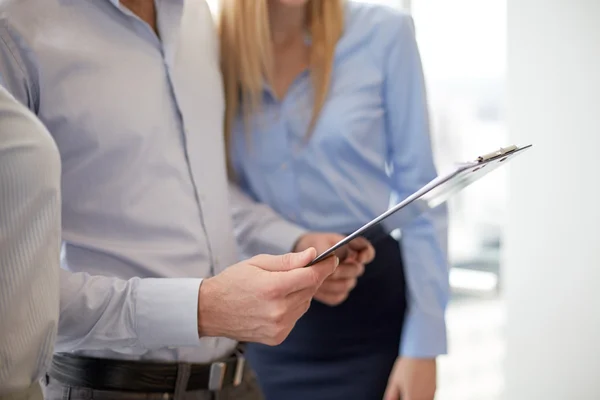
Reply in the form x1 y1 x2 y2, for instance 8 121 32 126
251 248 317 272
383 381 402 400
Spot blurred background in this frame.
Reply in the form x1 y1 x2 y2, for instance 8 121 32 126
360 2 509 399
208 0 600 398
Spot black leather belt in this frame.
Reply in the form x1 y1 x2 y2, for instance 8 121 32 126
49 351 246 393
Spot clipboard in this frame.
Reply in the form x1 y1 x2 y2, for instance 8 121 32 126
306 144 533 266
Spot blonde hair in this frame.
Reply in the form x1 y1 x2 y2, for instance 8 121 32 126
218 0 345 173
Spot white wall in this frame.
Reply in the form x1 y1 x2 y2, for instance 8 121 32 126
505 0 600 398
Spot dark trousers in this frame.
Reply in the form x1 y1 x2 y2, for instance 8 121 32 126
246 233 407 400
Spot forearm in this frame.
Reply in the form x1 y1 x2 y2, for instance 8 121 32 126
56 269 202 352
229 182 307 256
399 204 450 358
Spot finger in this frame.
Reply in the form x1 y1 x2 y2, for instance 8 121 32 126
383 382 402 400
276 255 339 294
309 254 339 284
318 277 357 294
341 245 356 260
314 291 348 306
333 246 349 262
329 262 364 279
295 233 344 253
347 236 371 251
348 237 376 264
285 286 315 303
357 245 376 264
252 248 317 272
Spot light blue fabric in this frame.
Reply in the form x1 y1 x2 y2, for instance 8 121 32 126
231 2 450 357
0 0 304 363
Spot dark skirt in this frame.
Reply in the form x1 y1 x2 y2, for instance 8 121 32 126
245 231 407 400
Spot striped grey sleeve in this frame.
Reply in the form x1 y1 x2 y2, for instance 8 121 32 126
0 85 61 393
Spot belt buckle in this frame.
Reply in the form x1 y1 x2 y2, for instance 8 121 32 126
233 350 246 387
208 362 226 391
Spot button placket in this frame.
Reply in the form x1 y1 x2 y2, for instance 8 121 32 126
167 84 216 276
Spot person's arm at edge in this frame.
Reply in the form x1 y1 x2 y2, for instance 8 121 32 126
382 12 450 358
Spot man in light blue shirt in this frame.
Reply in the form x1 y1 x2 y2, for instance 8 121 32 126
0 61 338 400
0 0 370 398
0 82 327 400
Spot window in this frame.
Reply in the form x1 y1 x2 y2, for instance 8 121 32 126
413 0 507 286
411 1 507 399
206 0 219 15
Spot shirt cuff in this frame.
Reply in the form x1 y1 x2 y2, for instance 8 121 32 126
254 219 309 255
400 308 448 358
135 278 202 349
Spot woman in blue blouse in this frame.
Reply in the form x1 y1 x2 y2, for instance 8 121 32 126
219 1 449 399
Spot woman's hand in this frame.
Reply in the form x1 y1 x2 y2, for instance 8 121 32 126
294 233 375 306
383 357 437 400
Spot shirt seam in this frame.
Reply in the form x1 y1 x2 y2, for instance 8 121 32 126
132 281 141 349
0 26 27 83
0 25 39 112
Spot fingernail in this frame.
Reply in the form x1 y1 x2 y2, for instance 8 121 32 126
334 256 340 267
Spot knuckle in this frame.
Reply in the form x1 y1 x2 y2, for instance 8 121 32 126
310 269 322 287
320 297 334 306
303 299 312 313
268 304 287 324
261 284 282 300
328 270 340 280
334 293 348 304
346 278 357 290
341 263 359 278
273 325 291 345
264 322 288 346
357 264 366 276
281 252 294 269
324 293 347 306
330 279 355 293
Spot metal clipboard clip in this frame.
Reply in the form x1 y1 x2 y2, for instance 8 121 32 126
477 145 519 162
